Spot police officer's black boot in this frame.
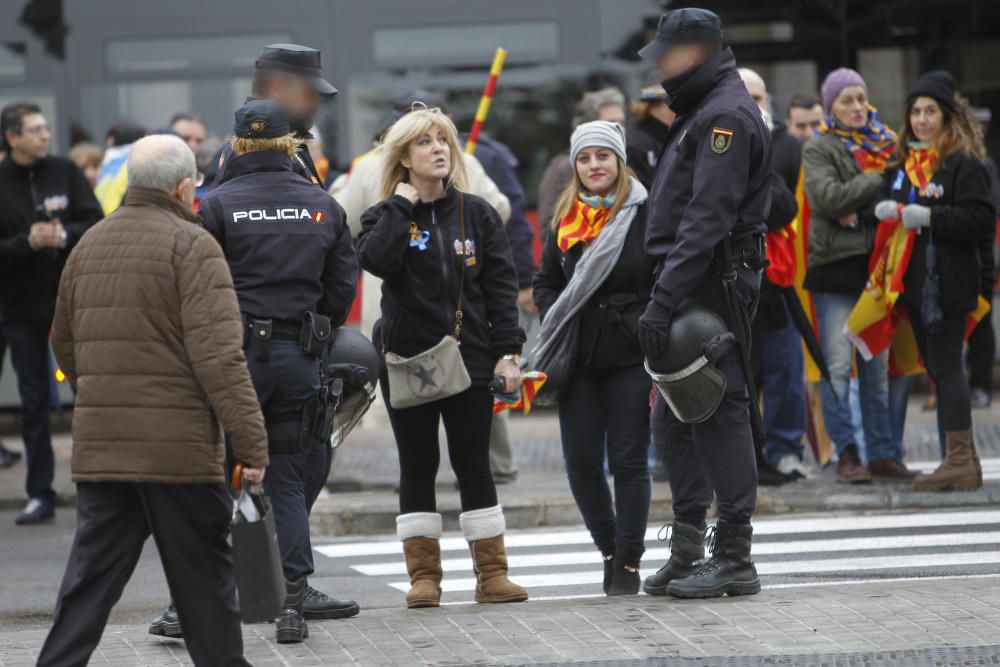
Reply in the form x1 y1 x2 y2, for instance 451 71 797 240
666 521 760 599
607 544 644 596
303 585 360 620
642 522 705 596
276 577 309 644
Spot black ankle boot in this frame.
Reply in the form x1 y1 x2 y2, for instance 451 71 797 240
607 544 644 596
597 534 616 594
666 521 760 599
643 522 705 596
276 577 309 644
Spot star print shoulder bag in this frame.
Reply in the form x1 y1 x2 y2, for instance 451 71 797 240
384 193 472 409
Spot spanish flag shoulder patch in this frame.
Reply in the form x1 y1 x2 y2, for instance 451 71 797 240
710 127 734 154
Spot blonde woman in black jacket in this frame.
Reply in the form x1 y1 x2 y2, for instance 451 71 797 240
357 105 527 608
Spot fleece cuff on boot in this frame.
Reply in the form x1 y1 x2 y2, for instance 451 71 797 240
459 505 505 541
397 512 443 541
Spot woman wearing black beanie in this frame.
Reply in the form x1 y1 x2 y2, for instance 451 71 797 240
871 70 994 491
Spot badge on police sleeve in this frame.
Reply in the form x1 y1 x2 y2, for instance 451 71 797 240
711 127 734 154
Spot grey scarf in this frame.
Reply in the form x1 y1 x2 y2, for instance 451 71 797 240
525 177 647 404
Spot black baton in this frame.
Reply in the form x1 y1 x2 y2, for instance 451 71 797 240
720 236 766 448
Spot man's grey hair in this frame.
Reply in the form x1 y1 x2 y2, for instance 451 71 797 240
127 134 196 193
573 87 626 128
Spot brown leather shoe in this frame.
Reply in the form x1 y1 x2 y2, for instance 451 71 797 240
868 459 917 480
836 445 871 484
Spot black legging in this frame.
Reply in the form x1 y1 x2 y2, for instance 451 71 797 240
381 378 497 514
906 303 971 432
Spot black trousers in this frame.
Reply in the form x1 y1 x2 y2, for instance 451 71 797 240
248 340 325 583
558 364 651 551
906 304 971 432
1 323 56 505
38 482 248 667
967 293 995 394
653 268 760 527
382 380 497 514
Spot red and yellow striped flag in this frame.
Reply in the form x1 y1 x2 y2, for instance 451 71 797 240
493 371 548 415
557 200 612 253
789 166 821 382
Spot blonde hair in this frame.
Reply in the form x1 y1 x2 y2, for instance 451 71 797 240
229 133 298 157
377 104 469 201
551 154 633 232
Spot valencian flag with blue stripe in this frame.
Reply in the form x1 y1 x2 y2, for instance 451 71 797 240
493 372 548 415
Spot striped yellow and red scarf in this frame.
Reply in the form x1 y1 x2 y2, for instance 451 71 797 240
556 193 618 253
818 105 897 174
904 141 939 190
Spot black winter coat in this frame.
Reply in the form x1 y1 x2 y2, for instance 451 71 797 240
533 203 657 371
200 150 358 325
882 150 995 316
358 187 525 384
0 155 103 324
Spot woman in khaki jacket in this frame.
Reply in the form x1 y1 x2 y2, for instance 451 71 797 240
803 68 913 484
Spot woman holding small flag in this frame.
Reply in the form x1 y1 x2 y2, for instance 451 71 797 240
532 120 656 595
871 70 993 491
803 68 907 483
358 105 528 609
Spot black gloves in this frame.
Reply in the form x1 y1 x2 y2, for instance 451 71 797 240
638 300 672 360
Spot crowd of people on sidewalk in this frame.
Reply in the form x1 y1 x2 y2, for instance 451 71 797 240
0 5 999 666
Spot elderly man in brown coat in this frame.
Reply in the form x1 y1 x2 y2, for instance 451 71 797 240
37 134 268 667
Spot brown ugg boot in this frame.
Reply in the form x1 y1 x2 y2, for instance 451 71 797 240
397 513 443 608
913 430 980 492
460 505 528 604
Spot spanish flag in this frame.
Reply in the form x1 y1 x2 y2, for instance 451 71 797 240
789 166 821 382
493 371 548 415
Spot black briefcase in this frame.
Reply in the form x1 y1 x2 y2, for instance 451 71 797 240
231 482 285 623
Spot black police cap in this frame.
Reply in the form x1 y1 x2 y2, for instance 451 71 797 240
638 8 723 60
234 99 291 139
255 43 338 96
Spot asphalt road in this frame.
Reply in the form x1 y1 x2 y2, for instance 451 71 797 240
2 505 999 635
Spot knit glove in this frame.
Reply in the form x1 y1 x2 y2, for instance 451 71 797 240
901 204 931 230
874 200 900 221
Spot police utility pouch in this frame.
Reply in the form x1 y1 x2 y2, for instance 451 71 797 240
300 311 332 358
249 318 273 361
384 193 471 409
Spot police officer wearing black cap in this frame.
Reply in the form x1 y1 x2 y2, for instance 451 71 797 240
212 43 337 188
149 100 359 644
636 8 773 599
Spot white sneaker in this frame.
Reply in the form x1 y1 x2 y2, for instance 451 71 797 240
776 454 810 479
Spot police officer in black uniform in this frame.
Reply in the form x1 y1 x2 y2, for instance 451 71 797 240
635 8 773 599
205 100 358 642
212 43 336 188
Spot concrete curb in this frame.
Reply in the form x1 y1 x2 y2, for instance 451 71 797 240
307 482 1000 537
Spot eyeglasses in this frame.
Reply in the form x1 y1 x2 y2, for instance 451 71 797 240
22 124 50 136
193 171 205 187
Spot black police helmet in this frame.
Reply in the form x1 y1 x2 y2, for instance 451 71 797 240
328 327 380 393
645 300 736 424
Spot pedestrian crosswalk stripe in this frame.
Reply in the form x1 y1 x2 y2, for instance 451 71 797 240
313 508 1000 559
389 551 1000 593
352 530 1000 577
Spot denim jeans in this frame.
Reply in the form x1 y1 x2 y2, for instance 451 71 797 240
761 306 807 467
812 291 897 462
889 375 914 458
